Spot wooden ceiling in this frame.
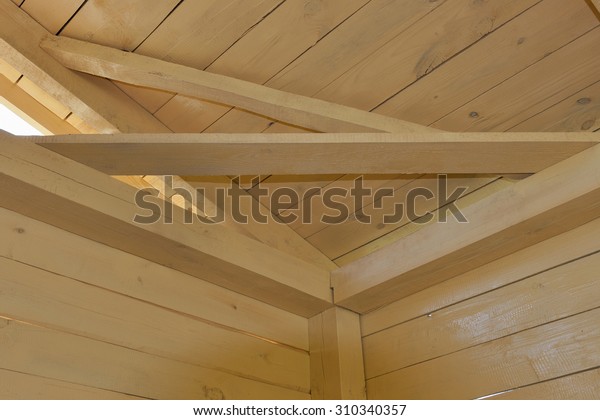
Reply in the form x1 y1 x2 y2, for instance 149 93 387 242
4 0 600 267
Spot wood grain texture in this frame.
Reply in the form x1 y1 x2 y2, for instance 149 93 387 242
21 0 85 34
0 74 79 135
0 369 143 400
363 252 600 379
367 308 600 399
0 256 309 391
510 80 600 132
0 318 308 400
376 0 598 126
41 35 437 134
333 143 600 313
361 216 600 336
29 131 600 175
488 368 600 400
60 0 182 50
0 134 332 317
0 0 170 134
309 307 366 400
0 207 309 350
433 26 600 131
315 0 540 111
0 57 20 82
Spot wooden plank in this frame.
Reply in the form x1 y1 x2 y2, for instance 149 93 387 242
363 252 600 379
588 0 600 17
0 207 309 350
60 0 182 50
29 131 600 175
0 318 308 400
307 176 493 260
375 0 598 126
367 308 600 399
0 134 332 317
433 27 600 131
16 76 71 118
0 0 170 134
40 35 438 134
361 216 600 337
267 0 445 98
488 368 600 400
20 0 85 34
181 176 338 271
315 0 540 110
309 308 366 400
153 0 370 136
335 177 513 266
0 256 309 391
510 80 600 132
0 369 142 400
1 0 337 279
0 57 20 82
0 74 79 135
332 143 600 313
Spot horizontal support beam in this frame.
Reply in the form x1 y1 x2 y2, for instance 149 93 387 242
0 132 332 317
332 143 600 313
40 35 438 134
30 132 599 175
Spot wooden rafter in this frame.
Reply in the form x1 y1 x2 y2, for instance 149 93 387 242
0 131 332 316
332 143 600 313
29 131 599 175
0 0 336 271
40 35 438 134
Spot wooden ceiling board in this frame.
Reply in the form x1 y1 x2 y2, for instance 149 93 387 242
374 0 598 127
433 26 600 131
21 0 84 34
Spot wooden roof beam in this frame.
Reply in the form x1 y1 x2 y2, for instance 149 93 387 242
331 143 600 313
40 35 439 134
0 0 170 134
30 131 599 175
0 0 336 271
0 131 332 316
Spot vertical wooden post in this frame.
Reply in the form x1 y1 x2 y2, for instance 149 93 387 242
309 307 366 400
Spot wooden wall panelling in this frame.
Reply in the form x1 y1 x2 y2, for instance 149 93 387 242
366 307 600 399
0 318 308 399
0 207 309 350
363 252 600 379
0 369 143 400
361 216 600 336
488 368 600 400
0 256 309 391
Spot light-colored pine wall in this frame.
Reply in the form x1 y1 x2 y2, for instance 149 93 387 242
0 207 310 400
361 217 600 399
